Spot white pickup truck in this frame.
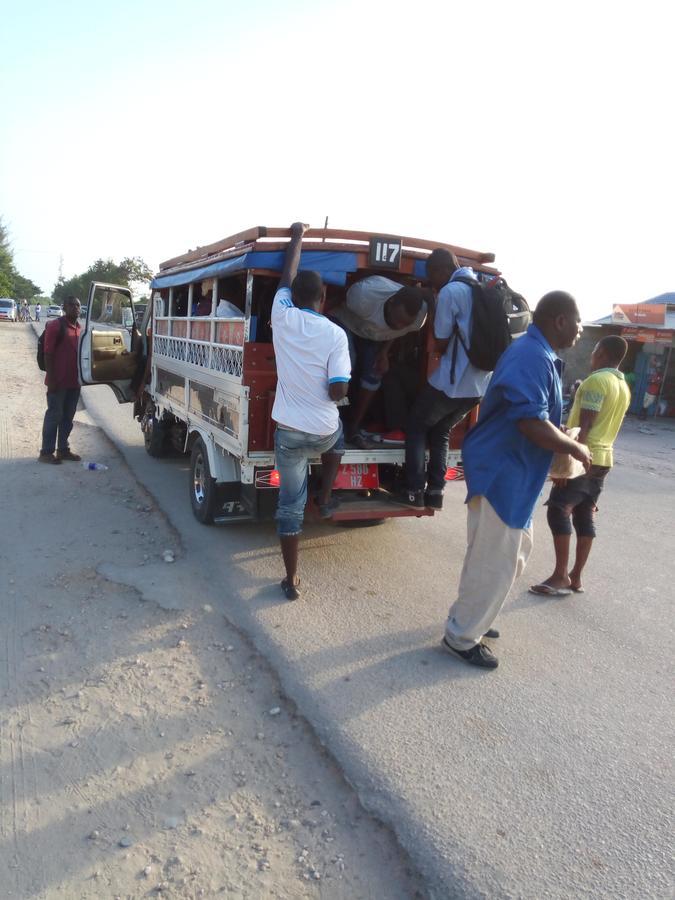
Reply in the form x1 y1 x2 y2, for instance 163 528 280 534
78 226 499 526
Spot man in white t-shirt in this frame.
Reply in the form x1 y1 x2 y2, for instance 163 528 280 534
272 222 352 600
330 275 426 444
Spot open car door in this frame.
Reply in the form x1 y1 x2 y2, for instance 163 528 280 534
79 282 145 403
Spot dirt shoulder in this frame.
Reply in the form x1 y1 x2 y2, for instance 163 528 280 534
0 321 424 899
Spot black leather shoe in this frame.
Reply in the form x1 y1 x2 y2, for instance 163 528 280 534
484 628 500 639
424 492 444 510
394 488 425 509
442 636 498 668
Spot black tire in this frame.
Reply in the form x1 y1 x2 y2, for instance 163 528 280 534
190 437 217 525
144 416 167 457
337 518 386 528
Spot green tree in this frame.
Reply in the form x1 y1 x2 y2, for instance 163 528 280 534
13 272 42 300
0 216 42 298
0 218 14 296
53 256 153 305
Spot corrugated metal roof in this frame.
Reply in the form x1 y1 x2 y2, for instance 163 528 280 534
589 310 675 329
589 292 675 328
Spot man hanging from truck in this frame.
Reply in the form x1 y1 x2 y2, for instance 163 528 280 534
329 275 426 447
271 222 352 600
397 248 490 509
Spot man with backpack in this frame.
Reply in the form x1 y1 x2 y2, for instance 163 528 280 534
397 248 491 509
38 295 82 465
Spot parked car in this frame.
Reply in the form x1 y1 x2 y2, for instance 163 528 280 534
47 304 63 318
0 298 17 322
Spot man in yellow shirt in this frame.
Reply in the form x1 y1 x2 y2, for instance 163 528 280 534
530 335 630 595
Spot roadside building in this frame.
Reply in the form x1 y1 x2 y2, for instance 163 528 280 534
562 293 675 418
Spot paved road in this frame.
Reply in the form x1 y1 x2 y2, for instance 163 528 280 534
69 363 674 898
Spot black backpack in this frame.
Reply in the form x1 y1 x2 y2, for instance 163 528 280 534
37 317 67 371
449 276 531 382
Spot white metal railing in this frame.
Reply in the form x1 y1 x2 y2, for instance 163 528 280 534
153 334 244 378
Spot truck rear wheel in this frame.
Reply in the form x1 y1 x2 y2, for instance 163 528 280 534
190 437 217 524
144 416 167 457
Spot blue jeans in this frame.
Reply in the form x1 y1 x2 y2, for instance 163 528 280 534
274 422 344 535
329 321 381 390
41 388 80 455
405 385 477 493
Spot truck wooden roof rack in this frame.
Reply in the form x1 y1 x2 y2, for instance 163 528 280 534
159 226 496 274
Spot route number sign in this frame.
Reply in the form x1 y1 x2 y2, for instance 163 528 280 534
369 237 402 269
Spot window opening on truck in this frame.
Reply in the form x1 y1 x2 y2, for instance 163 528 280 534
194 280 215 317
171 285 189 317
216 274 246 317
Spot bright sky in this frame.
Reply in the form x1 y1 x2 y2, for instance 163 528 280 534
1 0 671 320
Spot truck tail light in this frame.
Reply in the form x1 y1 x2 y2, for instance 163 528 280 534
255 468 281 488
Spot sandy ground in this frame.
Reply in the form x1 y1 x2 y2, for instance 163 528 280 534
0 322 424 899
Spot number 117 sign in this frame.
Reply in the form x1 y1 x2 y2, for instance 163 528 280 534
369 237 402 269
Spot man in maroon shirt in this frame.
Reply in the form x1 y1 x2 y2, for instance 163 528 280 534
39 296 82 464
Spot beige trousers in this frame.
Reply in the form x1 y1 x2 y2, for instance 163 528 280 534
445 496 533 651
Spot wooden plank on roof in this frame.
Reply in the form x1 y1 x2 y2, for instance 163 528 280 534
159 225 496 272
159 226 268 270
158 244 257 277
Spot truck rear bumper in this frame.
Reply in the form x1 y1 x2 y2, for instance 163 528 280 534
307 490 434 523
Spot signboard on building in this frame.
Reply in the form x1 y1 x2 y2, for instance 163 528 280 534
621 327 673 345
612 304 666 325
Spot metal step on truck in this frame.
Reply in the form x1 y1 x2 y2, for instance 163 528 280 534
77 226 500 526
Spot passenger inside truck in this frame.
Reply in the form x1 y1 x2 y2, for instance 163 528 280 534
172 285 189 316
195 280 214 316
216 274 246 316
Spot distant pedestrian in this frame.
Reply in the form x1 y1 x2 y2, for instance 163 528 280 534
35 302 41 322
639 363 663 419
39 296 82 465
530 336 630 596
441 291 591 669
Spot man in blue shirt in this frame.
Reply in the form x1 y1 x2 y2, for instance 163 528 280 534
442 291 592 669
398 248 491 509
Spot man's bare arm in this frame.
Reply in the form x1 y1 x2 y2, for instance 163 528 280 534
518 418 592 470
328 382 349 401
279 222 308 290
576 407 598 446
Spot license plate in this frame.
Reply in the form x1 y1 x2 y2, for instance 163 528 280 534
333 463 379 490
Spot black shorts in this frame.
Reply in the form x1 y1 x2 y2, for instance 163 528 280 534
548 465 610 510
545 465 610 537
